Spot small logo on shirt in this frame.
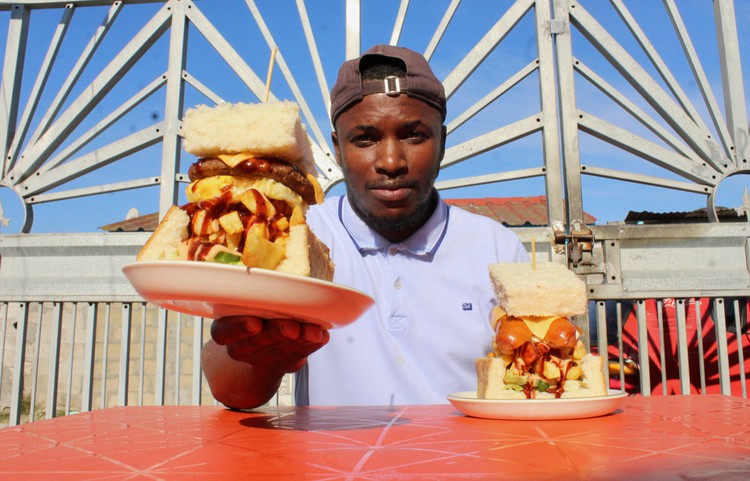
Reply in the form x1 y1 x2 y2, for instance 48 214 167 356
462 303 473 311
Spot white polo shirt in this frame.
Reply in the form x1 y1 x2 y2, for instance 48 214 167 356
298 194 529 406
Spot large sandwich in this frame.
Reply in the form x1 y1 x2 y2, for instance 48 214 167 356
476 262 606 399
137 100 334 281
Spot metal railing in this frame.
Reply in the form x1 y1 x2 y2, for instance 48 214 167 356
1 295 747 426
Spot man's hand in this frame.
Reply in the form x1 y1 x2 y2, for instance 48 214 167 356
210 317 330 374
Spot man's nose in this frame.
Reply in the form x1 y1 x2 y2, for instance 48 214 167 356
374 137 407 175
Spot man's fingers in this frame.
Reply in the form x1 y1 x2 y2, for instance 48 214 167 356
210 316 263 345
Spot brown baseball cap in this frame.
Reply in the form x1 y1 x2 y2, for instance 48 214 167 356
330 44 447 125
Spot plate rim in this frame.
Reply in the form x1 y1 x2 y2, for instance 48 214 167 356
446 388 628 420
122 260 374 326
447 388 628 403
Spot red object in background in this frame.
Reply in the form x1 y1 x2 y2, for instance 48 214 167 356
607 298 750 396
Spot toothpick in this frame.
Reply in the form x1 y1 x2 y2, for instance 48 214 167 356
531 236 536 270
264 47 278 102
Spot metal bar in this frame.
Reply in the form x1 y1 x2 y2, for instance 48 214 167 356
192 316 203 405
28 303 44 422
175 313 182 405
0 1 163 9
100 303 110 409
553 0 584 226
295 0 331 115
595 301 609 387
615 301 625 389
635 300 650 396
441 114 543 168
663 0 733 158
138 303 146 405
0 4 29 175
81 302 97 412
0 304 6 405
7 3 171 182
656 300 667 395
155 308 168 405
7 4 74 166
674 299 691 395
436 167 544 191
24 1 122 151
423 0 460 61
345 0 360 59
732 298 746 398
64 303 77 415
442 0 533 98
577 112 719 185
389 0 410 45
713 298 732 395
157 0 188 218
181 70 223 105
9 302 29 425
118 303 132 406
536 0 565 232
45 302 62 419
694 298 707 394
28 177 161 204
446 60 537 135
714 0 749 165
581 165 715 194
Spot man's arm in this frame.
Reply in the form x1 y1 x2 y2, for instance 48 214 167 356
201 317 329 409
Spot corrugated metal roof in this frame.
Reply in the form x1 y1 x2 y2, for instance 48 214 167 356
99 196 597 232
624 207 747 224
445 196 597 226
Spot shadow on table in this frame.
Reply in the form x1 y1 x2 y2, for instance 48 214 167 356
239 405 413 431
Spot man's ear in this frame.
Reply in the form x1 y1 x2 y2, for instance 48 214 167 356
439 125 447 162
331 130 343 167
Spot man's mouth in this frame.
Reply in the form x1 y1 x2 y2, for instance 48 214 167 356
367 181 417 204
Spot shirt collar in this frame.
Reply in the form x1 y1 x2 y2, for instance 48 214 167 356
338 193 449 256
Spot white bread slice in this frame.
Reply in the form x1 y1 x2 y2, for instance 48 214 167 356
277 223 334 281
136 206 189 261
181 101 316 177
475 353 606 399
475 357 525 400
488 262 587 317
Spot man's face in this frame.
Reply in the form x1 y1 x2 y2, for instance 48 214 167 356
332 93 446 242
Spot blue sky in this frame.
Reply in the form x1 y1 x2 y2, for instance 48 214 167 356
0 0 748 233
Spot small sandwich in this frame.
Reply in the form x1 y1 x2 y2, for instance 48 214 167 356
137 100 334 281
476 262 606 399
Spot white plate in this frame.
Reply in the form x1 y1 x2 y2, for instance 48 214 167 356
122 261 374 329
447 389 628 420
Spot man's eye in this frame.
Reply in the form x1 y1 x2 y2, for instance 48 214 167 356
405 131 427 142
352 135 375 146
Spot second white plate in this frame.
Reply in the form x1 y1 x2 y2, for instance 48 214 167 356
447 389 628 420
123 261 374 328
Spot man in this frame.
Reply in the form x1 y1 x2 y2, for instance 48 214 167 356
201 44 529 408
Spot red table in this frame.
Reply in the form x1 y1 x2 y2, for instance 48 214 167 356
1 395 749 480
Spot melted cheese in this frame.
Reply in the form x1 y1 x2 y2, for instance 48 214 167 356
307 173 324 204
217 152 252 168
520 315 561 339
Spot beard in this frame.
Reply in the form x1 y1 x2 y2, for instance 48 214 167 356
346 180 438 236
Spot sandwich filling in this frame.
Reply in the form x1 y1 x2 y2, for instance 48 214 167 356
490 307 588 398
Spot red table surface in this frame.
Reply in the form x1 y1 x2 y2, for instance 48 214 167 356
0 395 749 480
